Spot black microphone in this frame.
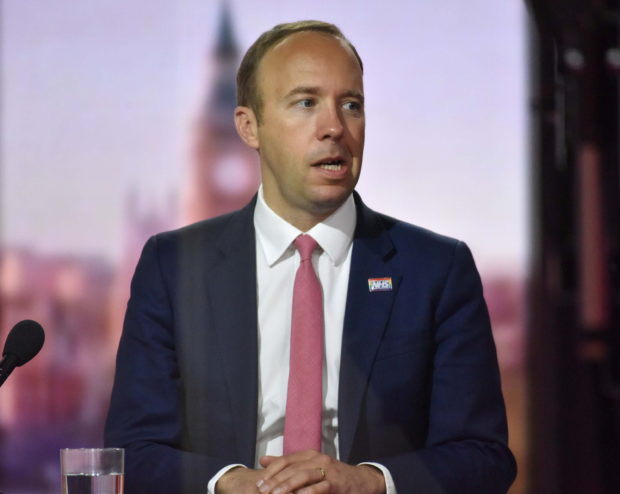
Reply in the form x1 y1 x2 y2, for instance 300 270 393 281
0 320 45 387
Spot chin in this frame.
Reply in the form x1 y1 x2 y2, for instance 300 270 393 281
308 191 351 215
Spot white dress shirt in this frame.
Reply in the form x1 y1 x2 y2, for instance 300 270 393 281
208 188 396 494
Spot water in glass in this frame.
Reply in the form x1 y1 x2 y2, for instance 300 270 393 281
62 473 123 494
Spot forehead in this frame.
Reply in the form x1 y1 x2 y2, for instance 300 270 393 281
257 31 363 96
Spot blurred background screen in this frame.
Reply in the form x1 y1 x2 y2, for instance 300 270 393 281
1 1 527 493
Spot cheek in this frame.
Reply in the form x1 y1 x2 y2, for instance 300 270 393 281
354 123 366 145
344 121 365 148
259 135 300 179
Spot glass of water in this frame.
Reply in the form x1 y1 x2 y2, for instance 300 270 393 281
60 448 124 494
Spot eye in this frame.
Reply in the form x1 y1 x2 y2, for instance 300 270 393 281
296 98 315 108
343 101 362 112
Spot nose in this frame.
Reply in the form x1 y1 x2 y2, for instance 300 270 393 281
316 104 344 140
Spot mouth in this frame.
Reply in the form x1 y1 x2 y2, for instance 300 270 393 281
312 158 346 171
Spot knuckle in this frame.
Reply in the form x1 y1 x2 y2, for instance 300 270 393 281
281 480 293 491
299 485 319 494
318 454 331 466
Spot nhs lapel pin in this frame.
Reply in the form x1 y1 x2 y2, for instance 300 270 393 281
368 277 393 292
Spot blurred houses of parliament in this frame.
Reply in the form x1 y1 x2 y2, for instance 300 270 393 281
0 6 259 488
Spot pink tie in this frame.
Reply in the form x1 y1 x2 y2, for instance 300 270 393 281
283 234 323 454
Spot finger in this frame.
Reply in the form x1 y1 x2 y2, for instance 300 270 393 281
297 480 330 494
260 455 278 468
260 456 293 481
282 450 320 462
261 451 320 481
258 465 327 494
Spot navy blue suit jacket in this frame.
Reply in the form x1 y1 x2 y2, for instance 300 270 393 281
104 193 516 493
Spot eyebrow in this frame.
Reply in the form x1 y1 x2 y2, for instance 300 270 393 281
284 86 365 103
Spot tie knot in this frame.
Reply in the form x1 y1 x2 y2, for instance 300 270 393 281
294 234 319 261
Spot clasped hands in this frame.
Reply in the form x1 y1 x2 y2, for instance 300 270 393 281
216 450 386 494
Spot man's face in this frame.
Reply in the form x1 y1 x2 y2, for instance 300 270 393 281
253 32 365 227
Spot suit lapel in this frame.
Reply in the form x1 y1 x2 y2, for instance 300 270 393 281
338 194 401 463
205 199 259 466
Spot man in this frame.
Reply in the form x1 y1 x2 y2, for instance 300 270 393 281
105 21 516 494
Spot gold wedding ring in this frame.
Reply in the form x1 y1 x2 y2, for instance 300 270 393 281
318 467 326 479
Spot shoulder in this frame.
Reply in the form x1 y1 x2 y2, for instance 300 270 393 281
133 198 256 279
378 211 460 252
154 212 235 248
354 193 464 261
151 198 255 253
353 194 480 292
381 211 475 277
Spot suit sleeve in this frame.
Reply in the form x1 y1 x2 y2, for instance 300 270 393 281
378 241 517 494
104 236 238 494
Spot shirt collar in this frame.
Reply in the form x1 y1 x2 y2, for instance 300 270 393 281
254 185 356 267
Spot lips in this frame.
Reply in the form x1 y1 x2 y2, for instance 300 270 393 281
311 156 347 171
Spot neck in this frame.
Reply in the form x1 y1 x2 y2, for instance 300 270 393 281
280 210 332 232
261 192 339 232
267 200 334 231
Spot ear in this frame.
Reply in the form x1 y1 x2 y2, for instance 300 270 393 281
234 106 259 150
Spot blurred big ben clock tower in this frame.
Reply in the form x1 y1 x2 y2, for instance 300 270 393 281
183 2 260 224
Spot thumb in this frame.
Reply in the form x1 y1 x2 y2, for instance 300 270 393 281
259 455 278 468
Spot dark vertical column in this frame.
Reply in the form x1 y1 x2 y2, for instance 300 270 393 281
526 14 564 494
526 1 620 493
